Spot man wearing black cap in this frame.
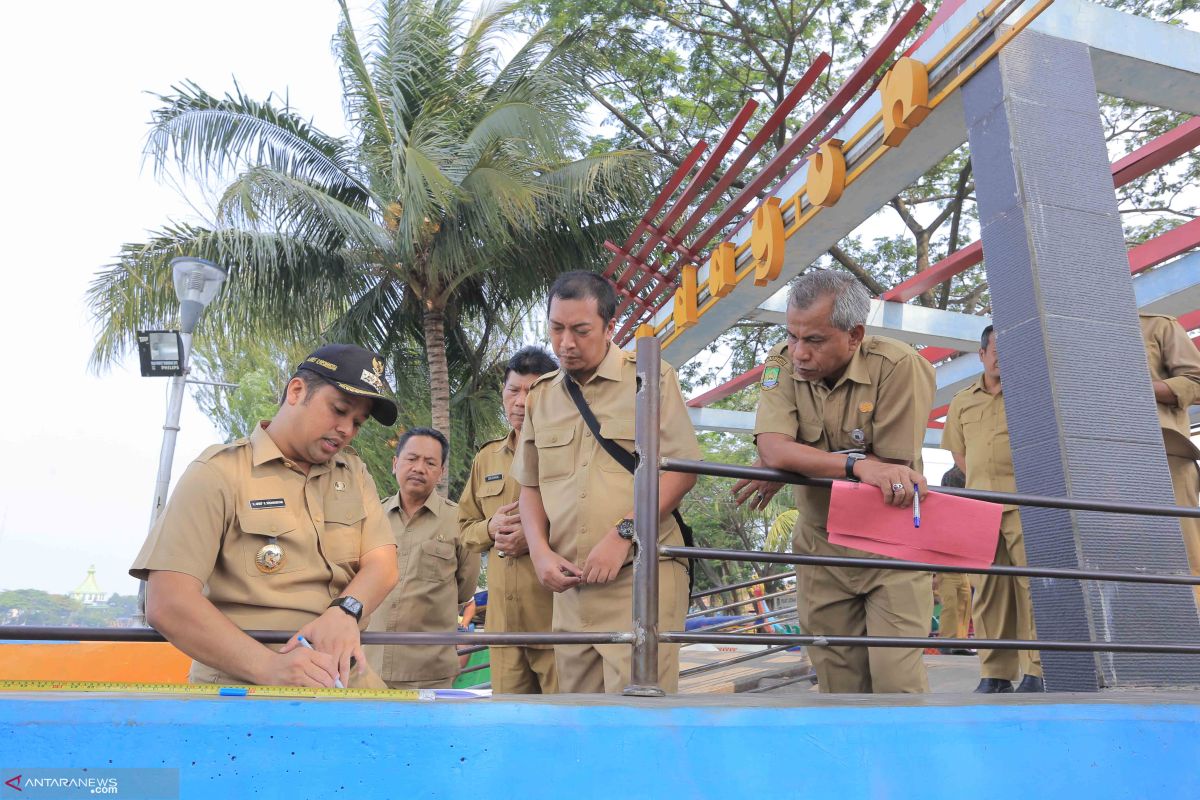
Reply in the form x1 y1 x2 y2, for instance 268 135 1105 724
131 344 401 688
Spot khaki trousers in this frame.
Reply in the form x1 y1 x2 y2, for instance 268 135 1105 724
937 572 973 641
490 646 558 694
972 509 1042 680
554 560 687 694
384 676 454 690
189 656 387 689
1168 455 1200 608
796 522 932 693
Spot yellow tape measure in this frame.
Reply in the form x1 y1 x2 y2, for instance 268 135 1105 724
0 680 426 701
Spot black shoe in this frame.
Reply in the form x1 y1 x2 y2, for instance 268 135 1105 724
1015 675 1045 693
973 678 1014 694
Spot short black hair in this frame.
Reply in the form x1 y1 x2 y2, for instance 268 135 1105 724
503 346 558 383
395 427 449 465
279 370 333 406
980 325 994 351
547 270 618 325
941 465 966 488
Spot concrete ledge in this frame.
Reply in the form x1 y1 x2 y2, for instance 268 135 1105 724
2 692 1199 798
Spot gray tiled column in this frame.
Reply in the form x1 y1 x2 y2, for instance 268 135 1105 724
962 29 1200 690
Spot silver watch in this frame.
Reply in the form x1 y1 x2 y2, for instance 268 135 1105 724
616 519 636 541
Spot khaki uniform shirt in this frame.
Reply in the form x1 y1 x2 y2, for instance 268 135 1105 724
130 423 395 657
753 337 935 535
511 343 702 566
941 377 1018 511
1140 313 1200 459
368 491 480 682
458 431 554 645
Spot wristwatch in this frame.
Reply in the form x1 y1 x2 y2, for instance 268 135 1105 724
616 518 636 541
328 595 364 622
845 453 866 481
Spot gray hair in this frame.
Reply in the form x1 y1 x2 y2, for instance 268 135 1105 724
787 270 870 331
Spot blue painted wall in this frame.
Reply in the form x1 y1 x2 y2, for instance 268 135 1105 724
2 696 1199 799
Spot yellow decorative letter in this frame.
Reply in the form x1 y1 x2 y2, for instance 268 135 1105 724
708 243 736 298
751 197 785 286
880 58 931 148
672 265 699 331
806 139 846 208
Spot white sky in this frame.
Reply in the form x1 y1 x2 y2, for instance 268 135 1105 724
0 2 362 595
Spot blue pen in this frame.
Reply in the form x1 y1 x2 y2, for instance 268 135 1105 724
296 634 345 689
912 485 921 528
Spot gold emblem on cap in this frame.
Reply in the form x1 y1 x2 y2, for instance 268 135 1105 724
255 541 285 574
372 357 384 376
858 401 874 413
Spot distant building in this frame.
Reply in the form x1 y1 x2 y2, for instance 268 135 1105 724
70 566 107 607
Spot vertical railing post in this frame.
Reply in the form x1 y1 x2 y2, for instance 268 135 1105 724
624 334 663 696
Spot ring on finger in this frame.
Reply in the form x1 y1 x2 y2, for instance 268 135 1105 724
891 482 905 493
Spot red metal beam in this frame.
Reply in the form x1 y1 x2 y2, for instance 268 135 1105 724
602 140 709 281
1128 217 1200 275
1179 310 1200 332
686 365 766 408
904 0 966 57
686 3 928 263
883 117 1200 303
919 346 960 363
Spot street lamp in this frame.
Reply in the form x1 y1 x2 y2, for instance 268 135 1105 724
138 257 227 621
147 256 227 527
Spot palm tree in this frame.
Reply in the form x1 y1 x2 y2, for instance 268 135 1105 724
89 0 651 445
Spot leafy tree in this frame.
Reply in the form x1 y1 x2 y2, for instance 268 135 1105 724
88 0 653 472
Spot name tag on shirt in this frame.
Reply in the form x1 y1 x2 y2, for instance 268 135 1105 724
485 473 504 482
249 498 286 509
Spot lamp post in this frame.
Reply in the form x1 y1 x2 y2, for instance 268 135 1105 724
137 257 227 621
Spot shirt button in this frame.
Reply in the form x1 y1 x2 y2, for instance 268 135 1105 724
579 491 587 498
584 431 592 438
581 460 588 467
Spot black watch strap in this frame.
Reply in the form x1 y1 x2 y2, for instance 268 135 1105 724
845 454 864 481
329 595 363 622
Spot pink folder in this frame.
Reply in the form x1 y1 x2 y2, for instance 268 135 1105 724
826 482 1002 568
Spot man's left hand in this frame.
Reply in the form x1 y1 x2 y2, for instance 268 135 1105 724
581 529 632 584
283 608 363 687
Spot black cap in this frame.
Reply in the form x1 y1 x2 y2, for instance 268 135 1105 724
297 344 398 427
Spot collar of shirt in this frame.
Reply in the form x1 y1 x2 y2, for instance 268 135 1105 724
249 421 347 473
386 489 449 522
808 340 873 392
563 341 626 387
967 375 1002 397
502 428 518 454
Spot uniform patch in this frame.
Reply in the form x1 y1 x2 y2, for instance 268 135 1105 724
761 365 781 390
485 473 504 482
360 368 384 392
858 401 874 413
249 498 286 509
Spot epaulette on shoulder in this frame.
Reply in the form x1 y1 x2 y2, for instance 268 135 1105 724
865 335 920 364
1138 312 1176 323
621 348 637 362
480 434 509 449
530 369 561 389
195 438 247 464
764 341 789 363
443 497 459 508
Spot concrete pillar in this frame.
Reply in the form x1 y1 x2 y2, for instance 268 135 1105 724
962 28 1200 690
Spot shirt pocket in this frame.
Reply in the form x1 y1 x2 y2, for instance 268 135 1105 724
322 495 367 567
238 510 302 577
534 426 576 482
418 539 456 583
598 419 635 473
798 415 824 444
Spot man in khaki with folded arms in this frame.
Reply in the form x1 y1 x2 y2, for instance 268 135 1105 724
1140 313 1200 605
131 344 400 688
459 346 560 694
368 428 480 689
751 270 933 694
513 270 701 694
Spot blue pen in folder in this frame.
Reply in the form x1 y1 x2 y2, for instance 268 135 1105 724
912 485 921 528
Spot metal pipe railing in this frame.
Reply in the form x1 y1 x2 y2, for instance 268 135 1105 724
627 334 663 696
661 545 1200 586
0 628 633 646
662 631 1200 655
686 587 794 619
689 571 794 602
686 605 798 635
679 644 797 679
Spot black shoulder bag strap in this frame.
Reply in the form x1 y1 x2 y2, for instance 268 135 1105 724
563 376 696 594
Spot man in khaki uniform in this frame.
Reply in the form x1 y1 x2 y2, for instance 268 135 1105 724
131 344 400 688
750 270 933 694
942 325 1043 693
513 271 701 694
460 346 560 694
368 428 481 689
936 466 974 653
1140 313 1200 604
